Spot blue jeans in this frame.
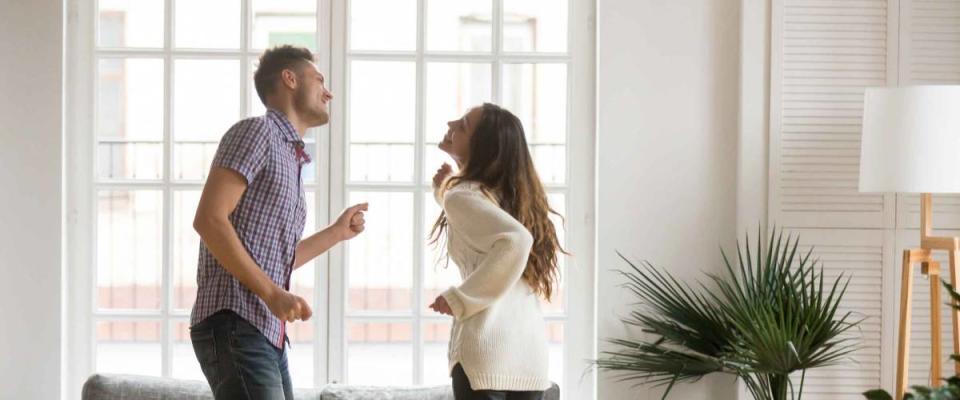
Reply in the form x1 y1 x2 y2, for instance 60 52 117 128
191 310 293 400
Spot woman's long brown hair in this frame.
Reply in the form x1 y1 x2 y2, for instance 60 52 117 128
430 103 567 300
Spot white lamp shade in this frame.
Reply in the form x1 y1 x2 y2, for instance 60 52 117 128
859 85 960 193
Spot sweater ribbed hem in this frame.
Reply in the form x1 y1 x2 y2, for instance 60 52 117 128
448 362 550 392
468 372 551 392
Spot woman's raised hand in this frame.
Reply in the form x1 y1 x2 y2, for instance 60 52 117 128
432 163 453 188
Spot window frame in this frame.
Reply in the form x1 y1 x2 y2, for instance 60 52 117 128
65 0 596 398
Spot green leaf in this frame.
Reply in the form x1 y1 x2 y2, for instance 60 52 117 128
862 389 894 400
594 228 864 400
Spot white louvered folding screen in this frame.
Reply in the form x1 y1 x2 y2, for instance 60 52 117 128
771 0 897 396
771 0 894 230
773 0 960 395
898 0 960 389
790 229 889 400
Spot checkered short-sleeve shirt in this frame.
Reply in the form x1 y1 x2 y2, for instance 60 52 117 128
190 109 310 349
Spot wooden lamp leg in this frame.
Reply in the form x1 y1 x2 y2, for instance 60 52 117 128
950 250 960 376
897 250 915 400
928 261 942 388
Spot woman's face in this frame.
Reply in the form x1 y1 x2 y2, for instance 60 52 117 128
439 106 483 164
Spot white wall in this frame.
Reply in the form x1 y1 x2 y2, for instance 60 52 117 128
0 0 64 398
596 0 742 399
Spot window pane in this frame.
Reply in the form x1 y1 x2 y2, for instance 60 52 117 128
349 61 416 143
426 0 492 52
288 191 316 388
174 59 241 180
172 321 204 380
546 322 564 389
501 63 567 144
425 62 492 145
502 0 568 53
423 192 462 303
96 320 162 376
501 63 567 184
174 59 241 141
173 142 219 181
423 320 452 385
98 142 163 181
349 60 416 182
97 58 164 140
346 321 413 385
294 191 317 306
347 192 413 313
97 190 163 310
301 141 318 183
424 145 457 184
530 144 566 184
173 190 200 311
174 0 240 49
542 193 565 313
349 144 414 183
349 0 416 51
288 320 315 388
252 0 317 50
97 58 164 180
98 0 164 48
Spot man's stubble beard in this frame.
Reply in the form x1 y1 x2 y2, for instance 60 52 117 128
294 88 329 127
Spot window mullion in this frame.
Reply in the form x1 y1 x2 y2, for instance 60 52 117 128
412 0 428 386
492 0 502 104
160 0 175 379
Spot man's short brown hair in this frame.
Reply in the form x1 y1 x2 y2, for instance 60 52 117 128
253 45 315 105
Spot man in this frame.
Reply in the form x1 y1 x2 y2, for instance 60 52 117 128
190 45 367 400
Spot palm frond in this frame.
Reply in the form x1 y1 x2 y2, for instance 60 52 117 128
596 228 863 400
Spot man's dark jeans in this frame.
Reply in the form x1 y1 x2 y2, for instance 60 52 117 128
191 310 293 400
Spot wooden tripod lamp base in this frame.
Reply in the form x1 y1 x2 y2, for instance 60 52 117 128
895 193 960 400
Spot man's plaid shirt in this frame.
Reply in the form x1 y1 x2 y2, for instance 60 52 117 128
190 109 310 349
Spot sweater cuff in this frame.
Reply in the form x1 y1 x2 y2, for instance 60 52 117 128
440 287 466 320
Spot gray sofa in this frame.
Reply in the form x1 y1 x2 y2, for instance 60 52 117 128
82 374 560 400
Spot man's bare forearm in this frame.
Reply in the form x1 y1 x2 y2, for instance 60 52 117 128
195 215 280 301
293 226 344 269
293 225 343 269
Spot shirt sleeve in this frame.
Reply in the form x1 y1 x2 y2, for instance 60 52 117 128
211 118 270 184
439 189 534 321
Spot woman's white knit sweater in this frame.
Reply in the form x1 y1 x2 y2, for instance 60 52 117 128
436 181 551 391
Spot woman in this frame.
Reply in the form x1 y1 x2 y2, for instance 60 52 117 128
428 103 565 400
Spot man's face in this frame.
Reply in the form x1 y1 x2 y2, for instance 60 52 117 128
294 62 333 127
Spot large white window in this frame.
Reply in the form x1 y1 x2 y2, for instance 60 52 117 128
66 0 595 398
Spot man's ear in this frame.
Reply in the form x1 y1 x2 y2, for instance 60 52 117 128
280 69 298 90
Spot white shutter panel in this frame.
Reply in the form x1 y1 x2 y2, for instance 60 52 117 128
771 0 893 229
897 0 960 386
897 0 960 230
771 0 896 396
789 229 887 400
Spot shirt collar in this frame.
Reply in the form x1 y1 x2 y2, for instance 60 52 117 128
266 108 311 165
266 108 303 144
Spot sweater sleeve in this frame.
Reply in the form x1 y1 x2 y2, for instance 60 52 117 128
439 190 534 321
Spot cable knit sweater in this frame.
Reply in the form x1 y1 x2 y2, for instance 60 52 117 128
435 181 551 391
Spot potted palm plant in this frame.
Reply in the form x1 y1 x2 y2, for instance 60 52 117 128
595 229 863 400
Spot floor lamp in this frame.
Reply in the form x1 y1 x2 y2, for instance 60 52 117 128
859 86 960 400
